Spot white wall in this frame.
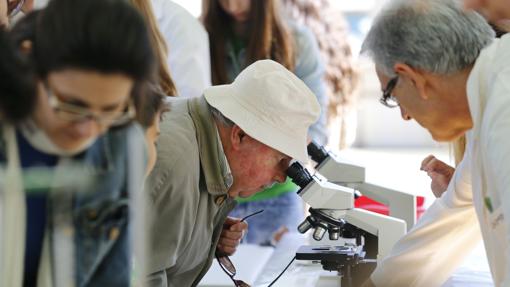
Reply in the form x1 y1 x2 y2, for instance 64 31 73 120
353 60 442 148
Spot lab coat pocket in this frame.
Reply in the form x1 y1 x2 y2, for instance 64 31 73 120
487 206 508 253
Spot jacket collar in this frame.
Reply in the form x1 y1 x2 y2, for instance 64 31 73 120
188 97 233 196
466 38 500 137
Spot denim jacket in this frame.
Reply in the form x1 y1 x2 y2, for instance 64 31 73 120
0 123 146 287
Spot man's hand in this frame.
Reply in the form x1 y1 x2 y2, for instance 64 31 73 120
420 155 455 198
216 217 248 256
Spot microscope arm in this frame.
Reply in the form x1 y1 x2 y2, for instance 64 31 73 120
344 208 406 261
312 151 417 231
348 182 416 231
298 175 354 210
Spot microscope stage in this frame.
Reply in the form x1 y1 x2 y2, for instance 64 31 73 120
296 245 363 262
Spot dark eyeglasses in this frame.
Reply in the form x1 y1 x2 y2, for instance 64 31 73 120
7 0 25 18
380 76 399 108
216 209 264 287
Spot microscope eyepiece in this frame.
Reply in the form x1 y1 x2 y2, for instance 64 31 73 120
307 141 328 164
286 162 313 188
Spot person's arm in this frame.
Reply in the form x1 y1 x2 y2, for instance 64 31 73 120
369 145 482 287
483 70 510 286
153 0 211 98
293 24 329 145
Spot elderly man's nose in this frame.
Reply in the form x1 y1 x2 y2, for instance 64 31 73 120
400 106 412 121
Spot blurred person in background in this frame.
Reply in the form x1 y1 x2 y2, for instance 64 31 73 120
202 0 329 246
0 0 155 285
130 0 177 99
0 30 35 122
128 0 177 176
151 0 212 98
134 85 170 176
283 0 359 150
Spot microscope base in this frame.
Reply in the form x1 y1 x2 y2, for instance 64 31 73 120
296 245 376 287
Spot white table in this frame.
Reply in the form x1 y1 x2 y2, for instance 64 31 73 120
253 233 342 287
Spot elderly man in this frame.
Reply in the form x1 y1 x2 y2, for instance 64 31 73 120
144 60 320 286
361 0 510 286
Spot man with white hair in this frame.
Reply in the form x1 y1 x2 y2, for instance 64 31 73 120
144 60 320 286
361 0 510 286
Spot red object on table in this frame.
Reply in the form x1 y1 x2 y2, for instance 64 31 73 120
355 196 426 219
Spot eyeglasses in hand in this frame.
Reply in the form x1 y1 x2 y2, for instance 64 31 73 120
215 209 264 287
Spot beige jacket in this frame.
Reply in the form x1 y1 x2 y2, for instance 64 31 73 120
144 96 236 287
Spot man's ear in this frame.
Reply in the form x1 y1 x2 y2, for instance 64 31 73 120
230 125 246 151
394 62 429 100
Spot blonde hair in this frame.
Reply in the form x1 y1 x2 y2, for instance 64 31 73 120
130 0 176 97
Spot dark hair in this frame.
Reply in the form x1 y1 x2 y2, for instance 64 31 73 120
0 29 36 122
135 85 169 128
11 0 155 82
202 0 295 85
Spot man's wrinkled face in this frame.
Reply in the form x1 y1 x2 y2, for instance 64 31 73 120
375 67 468 142
228 133 291 198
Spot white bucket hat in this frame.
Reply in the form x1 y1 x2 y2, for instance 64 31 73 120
204 60 320 163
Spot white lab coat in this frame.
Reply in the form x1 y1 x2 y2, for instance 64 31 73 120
371 35 510 287
151 0 212 98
